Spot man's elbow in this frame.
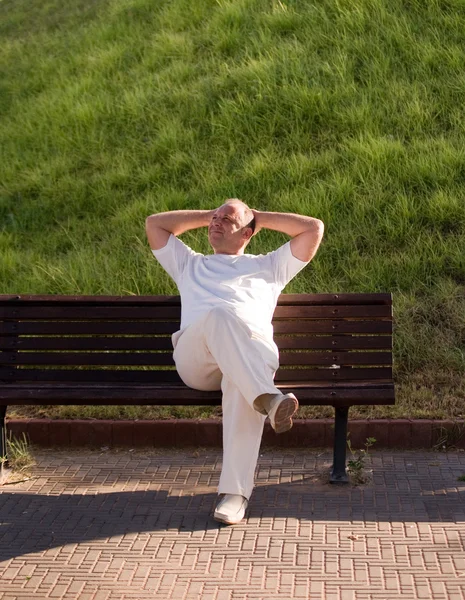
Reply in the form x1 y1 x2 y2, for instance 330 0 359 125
145 215 156 238
145 214 158 229
145 215 170 250
145 214 164 236
290 220 324 262
311 219 324 243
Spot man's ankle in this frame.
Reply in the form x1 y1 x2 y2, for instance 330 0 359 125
253 393 276 415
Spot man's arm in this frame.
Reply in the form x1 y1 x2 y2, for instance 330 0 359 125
252 210 324 262
146 210 214 250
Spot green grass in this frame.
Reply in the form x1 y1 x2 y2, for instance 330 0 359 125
1 433 36 475
2 0 465 420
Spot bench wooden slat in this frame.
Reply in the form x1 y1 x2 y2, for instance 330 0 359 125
0 368 181 383
0 383 395 405
0 307 181 320
274 321 392 334
0 366 391 383
0 292 393 306
0 295 182 305
277 336 392 350
0 350 392 368
0 304 392 321
277 293 392 305
0 319 392 336
0 335 391 352
279 351 392 366
0 321 180 336
273 305 392 319
0 352 176 366
0 337 175 351
277 367 392 381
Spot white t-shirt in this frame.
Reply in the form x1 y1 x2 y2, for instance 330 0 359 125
152 234 308 341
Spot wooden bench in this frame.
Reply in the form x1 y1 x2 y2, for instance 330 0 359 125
0 293 394 483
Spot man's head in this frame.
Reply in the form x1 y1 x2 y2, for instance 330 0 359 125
208 199 255 255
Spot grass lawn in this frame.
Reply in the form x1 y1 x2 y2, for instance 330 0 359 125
1 0 465 420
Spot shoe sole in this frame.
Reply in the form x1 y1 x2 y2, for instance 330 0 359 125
273 395 299 434
213 511 245 525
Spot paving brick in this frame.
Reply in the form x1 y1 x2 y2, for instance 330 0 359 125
24 575 43 588
1 567 20 580
67 581 85 595
92 592 110 600
49 584 69 597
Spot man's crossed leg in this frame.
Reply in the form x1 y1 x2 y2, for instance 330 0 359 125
172 306 298 524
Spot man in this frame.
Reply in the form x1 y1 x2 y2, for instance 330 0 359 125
146 200 324 525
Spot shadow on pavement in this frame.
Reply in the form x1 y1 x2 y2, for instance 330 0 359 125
1 473 465 563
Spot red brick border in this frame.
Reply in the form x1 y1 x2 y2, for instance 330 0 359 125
5 418 465 450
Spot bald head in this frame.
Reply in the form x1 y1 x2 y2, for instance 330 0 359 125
223 199 255 232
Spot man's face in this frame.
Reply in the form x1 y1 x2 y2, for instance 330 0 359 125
208 202 251 255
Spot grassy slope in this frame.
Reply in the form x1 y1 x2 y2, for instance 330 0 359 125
1 0 465 419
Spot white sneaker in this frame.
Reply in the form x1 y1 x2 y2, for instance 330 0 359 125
213 494 248 525
267 393 299 434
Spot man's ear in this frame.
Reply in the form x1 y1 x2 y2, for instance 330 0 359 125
242 227 254 241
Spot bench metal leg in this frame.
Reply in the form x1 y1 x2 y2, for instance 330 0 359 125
330 406 349 484
0 405 7 467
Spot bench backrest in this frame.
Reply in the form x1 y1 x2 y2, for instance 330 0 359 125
0 294 392 386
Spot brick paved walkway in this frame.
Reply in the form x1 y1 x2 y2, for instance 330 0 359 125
1 448 465 600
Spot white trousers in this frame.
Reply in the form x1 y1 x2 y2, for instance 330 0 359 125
172 306 281 499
